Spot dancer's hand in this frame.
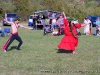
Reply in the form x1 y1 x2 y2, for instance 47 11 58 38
29 28 33 30
81 23 86 26
62 12 67 19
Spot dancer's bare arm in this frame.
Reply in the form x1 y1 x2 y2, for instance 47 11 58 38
4 12 13 25
62 12 67 19
19 24 33 30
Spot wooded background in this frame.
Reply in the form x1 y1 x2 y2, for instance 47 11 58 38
0 0 100 22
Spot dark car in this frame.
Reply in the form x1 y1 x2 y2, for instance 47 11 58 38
87 15 100 27
3 13 19 26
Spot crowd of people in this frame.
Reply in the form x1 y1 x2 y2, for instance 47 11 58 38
40 11 100 36
28 11 100 37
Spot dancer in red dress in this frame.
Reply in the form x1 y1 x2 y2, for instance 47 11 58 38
58 12 84 54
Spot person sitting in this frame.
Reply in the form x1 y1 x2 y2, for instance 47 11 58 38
52 27 59 36
0 27 5 37
96 17 100 36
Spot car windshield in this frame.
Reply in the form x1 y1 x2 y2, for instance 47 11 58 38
7 14 17 17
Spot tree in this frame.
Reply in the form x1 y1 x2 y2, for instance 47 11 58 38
13 0 30 20
0 0 100 21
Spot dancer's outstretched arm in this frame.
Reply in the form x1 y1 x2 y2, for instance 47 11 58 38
18 24 33 30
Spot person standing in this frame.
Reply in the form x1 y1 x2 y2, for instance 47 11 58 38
58 12 84 54
2 13 32 52
96 17 100 36
32 14 37 30
83 17 91 35
48 11 53 25
57 14 65 34
57 15 64 27
51 17 57 32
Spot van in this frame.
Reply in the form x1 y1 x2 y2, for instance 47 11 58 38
87 15 100 27
3 13 19 26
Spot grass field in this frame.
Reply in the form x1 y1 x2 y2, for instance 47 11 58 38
0 22 99 75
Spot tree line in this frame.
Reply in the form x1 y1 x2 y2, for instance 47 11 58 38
0 0 100 22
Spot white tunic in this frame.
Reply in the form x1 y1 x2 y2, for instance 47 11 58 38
83 19 91 34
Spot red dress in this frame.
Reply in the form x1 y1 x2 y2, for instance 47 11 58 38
58 19 82 51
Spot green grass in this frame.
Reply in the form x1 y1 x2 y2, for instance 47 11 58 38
0 23 99 75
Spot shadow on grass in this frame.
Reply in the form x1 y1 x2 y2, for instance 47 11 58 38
8 46 17 51
56 49 72 54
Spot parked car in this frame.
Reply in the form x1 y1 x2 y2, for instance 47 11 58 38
3 13 19 26
87 15 100 27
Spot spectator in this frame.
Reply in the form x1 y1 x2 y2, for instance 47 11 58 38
52 27 58 36
0 27 5 37
57 15 64 27
96 17 100 36
51 15 57 32
32 14 37 30
48 11 53 25
57 14 65 34
83 17 92 35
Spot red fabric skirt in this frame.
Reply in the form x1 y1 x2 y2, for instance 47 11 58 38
58 35 78 51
